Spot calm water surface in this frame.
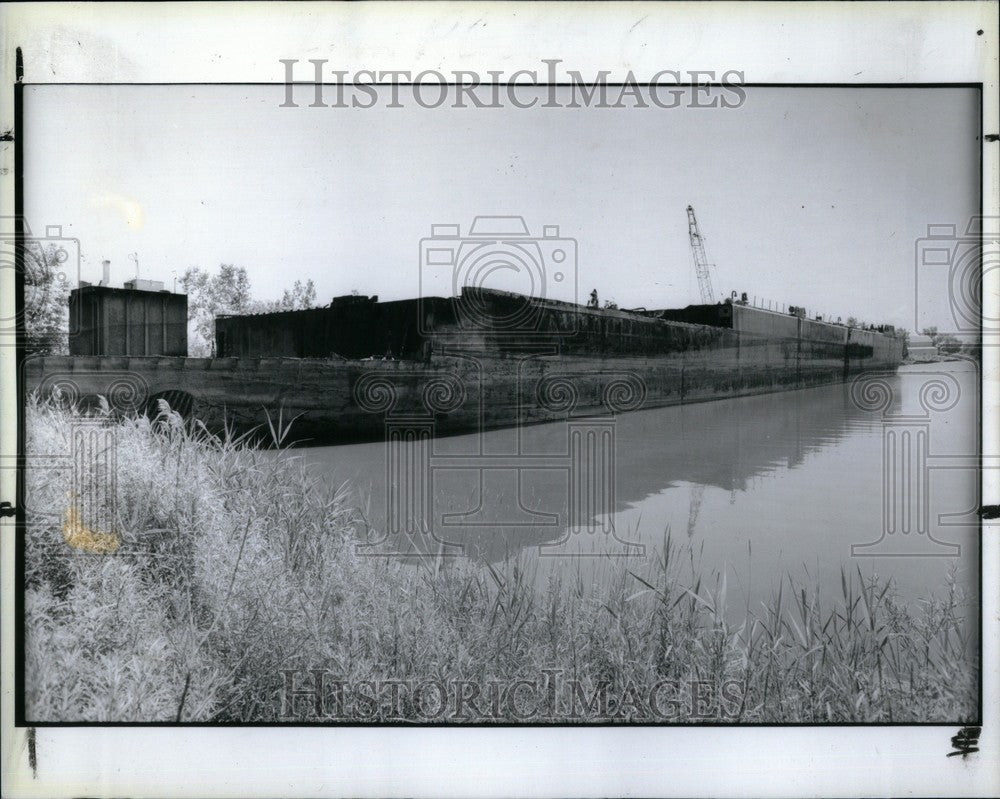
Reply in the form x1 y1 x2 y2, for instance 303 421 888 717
299 362 979 614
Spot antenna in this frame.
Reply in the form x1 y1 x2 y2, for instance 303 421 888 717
686 205 716 304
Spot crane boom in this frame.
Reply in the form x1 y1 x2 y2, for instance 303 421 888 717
686 205 716 304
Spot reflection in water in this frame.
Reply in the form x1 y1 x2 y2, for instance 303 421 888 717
300 362 979 615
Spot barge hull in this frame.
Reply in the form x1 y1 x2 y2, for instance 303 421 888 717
24 342 902 444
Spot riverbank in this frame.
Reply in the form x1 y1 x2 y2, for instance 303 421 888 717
23 399 978 722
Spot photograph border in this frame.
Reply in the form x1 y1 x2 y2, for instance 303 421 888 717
10 77 987 730
1 3 996 796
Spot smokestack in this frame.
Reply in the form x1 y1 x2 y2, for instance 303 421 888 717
102 259 111 286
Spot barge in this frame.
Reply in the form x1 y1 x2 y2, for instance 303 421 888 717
25 287 904 444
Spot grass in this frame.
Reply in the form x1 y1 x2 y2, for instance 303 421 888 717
23 397 978 723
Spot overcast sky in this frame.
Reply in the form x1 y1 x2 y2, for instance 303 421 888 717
25 84 979 331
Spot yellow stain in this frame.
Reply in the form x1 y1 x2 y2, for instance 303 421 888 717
89 191 145 229
63 504 120 554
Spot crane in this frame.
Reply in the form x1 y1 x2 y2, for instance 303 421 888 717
686 205 716 304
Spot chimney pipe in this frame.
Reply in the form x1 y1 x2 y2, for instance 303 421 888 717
102 259 111 286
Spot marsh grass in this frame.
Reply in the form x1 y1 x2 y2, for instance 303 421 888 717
23 399 978 722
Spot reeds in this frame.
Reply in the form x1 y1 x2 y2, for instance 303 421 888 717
23 398 978 723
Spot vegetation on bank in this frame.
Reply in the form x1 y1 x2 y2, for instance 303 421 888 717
24 399 978 723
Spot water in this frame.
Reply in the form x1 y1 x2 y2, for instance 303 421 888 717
299 362 979 615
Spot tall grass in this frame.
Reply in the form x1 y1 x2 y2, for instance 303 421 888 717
23 398 978 722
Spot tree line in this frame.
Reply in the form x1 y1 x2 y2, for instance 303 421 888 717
920 326 965 356
22 256 318 357
21 255 980 360
179 265 316 356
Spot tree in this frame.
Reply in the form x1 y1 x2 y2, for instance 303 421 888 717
24 241 70 355
180 264 253 356
936 333 962 355
846 316 859 328
250 279 317 314
961 339 982 359
898 328 910 359
921 326 939 343
179 266 318 355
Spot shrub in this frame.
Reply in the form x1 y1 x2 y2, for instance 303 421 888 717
23 398 979 723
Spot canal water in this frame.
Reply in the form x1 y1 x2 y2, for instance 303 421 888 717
299 361 980 616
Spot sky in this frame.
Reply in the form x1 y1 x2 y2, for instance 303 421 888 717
24 84 980 332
